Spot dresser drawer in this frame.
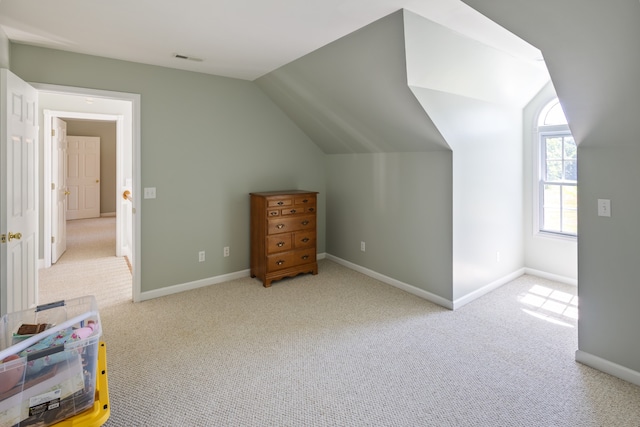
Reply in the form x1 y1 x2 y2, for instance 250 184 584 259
294 196 315 206
294 231 316 249
267 198 293 208
267 215 316 235
281 207 305 216
267 234 292 254
267 249 316 272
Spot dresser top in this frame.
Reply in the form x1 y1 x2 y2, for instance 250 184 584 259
250 190 318 197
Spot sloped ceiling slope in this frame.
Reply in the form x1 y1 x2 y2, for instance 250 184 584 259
403 10 550 149
256 10 449 154
460 0 640 148
257 8 550 155
404 10 549 109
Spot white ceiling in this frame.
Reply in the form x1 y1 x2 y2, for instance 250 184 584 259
0 0 542 81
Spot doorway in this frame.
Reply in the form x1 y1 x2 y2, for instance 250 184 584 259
34 83 141 302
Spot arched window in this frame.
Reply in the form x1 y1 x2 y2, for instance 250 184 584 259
537 99 577 236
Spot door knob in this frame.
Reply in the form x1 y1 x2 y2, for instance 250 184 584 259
8 232 22 242
64 191 71 196
96 179 100 183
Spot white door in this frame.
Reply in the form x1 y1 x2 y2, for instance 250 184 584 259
0 69 39 316
51 118 68 263
66 136 100 220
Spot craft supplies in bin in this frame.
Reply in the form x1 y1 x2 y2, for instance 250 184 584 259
0 296 101 427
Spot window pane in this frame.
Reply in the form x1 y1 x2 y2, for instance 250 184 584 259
563 186 577 210
546 160 563 181
544 102 568 125
544 208 562 231
562 208 578 234
564 137 576 159
545 137 563 159
564 160 577 181
543 185 561 232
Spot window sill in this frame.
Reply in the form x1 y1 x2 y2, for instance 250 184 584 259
535 231 577 243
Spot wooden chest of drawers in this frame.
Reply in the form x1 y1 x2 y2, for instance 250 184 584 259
250 190 318 287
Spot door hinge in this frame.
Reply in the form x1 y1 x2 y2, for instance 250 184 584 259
51 236 55 244
51 129 56 137
51 182 56 190
1 234 6 244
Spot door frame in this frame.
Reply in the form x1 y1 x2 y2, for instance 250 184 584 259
35 83 142 303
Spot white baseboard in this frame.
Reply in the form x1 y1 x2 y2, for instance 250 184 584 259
324 254 454 309
138 269 251 302
575 350 640 387
452 268 525 310
138 254 327 302
524 268 577 286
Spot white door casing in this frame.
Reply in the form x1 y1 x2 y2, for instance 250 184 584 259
66 136 100 220
1 69 39 315
37 85 140 303
51 117 68 263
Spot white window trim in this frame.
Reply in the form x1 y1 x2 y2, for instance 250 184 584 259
535 123 576 240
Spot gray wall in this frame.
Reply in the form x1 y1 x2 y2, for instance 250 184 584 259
258 11 454 301
325 152 453 300
463 0 640 378
0 26 8 69
10 43 326 293
65 119 117 214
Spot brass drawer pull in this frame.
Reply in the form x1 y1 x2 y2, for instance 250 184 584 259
308 207 314 212
277 241 285 247
302 199 308 203
301 220 309 226
301 237 310 243
270 211 278 216
290 209 296 214
277 201 284 206
277 224 285 229
301 255 309 260
276 260 285 266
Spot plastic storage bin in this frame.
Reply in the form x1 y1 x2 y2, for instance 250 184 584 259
0 297 101 427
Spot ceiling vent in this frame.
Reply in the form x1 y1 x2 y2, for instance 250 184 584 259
173 53 203 62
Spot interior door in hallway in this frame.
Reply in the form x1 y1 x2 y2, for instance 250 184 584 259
52 118 68 263
67 136 100 220
0 69 38 315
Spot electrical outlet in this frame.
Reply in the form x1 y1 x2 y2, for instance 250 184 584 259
223 246 230 257
143 187 156 199
360 241 366 252
198 251 205 262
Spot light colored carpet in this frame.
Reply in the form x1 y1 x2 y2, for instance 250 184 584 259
39 219 640 426
38 217 132 308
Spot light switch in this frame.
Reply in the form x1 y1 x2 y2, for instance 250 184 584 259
597 199 611 217
144 187 157 199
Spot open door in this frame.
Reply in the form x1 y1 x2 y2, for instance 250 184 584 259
51 117 68 263
0 69 39 315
